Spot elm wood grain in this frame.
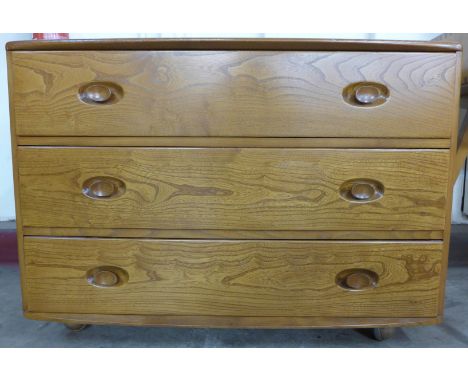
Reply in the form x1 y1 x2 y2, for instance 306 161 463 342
10 51 457 138
15 137 452 149
5 38 462 52
6 52 28 310
437 51 463 317
24 312 441 329
23 228 445 240
23 238 443 317
6 40 461 332
18 147 449 231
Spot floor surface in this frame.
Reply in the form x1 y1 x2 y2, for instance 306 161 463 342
1 226 467 347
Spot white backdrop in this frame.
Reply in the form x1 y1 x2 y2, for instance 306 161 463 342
69 33 439 40
0 33 32 221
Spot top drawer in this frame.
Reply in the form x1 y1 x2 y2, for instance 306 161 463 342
9 51 457 138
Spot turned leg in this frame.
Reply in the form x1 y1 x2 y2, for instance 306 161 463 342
64 323 90 332
371 327 396 341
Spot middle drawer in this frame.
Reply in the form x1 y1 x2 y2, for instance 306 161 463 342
18 147 449 231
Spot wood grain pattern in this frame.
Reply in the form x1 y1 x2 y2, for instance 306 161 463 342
18 147 449 231
5 38 462 52
23 238 443 317
7 39 462 330
6 51 28 311
437 50 463 316
15 136 452 149
22 227 444 240
24 312 441 329
11 51 457 138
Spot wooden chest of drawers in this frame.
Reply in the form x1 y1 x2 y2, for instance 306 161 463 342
6 38 462 337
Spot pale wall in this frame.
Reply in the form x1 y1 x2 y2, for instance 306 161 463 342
0 34 31 221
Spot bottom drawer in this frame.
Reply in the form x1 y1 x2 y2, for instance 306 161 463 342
23 238 443 318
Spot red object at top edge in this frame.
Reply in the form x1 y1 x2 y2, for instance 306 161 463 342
33 33 69 40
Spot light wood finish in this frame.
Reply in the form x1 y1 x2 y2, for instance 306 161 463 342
18 147 449 231
24 238 443 318
22 227 444 240
25 312 441 329
15 136 451 149
6 51 28 311
7 39 462 332
10 51 457 138
437 51 463 317
6 38 462 52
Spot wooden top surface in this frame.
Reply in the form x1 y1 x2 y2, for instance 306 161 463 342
5 38 462 52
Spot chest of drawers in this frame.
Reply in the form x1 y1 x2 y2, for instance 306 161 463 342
6 38 462 339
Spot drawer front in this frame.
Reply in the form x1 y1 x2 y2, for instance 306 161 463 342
18 147 449 231
11 51 457 138
23 238 442 317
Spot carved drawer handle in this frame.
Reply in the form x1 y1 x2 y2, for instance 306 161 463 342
339 178 384 203
78 82 123 105
82 176 125 200
350 182 376 200
86 266 129 288
83 84 112 103
343 82 389 107
355 85 382 104
336 269 379 291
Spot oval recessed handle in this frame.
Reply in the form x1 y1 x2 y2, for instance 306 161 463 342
342 82 389 107
86 266 129 288
339 178 384 203
350 182 376 201
82 176 126 200
83 84 112 103
78 82 123 105
92 269 119 286
336 269 379 291
355 85 382 105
